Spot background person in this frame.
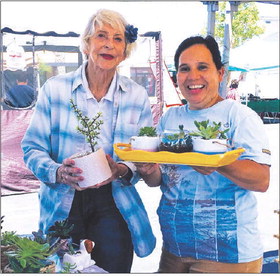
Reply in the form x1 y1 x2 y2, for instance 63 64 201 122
136 35 270 273
226 78 240 102
21 9 156 273
4 70 35 108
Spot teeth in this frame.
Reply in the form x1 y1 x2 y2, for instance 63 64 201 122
188 85 204 89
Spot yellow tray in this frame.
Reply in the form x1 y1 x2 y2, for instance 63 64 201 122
114 143 245 167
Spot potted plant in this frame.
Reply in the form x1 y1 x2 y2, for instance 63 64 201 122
62 239 95 272
3 236 55 273
189 120 230 154
130 126 160 152
70 99 112 188
159 125 193 153
1 219 78 273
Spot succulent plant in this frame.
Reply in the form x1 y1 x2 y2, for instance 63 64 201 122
189 120 229 140
138 126 157 137
70 98 103 152
1 231 18 246
47 219 74 239
5 237 52 273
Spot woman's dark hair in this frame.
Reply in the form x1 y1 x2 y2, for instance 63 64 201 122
174 35 224 71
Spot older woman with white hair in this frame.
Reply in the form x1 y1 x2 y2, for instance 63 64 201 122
22 9 156 272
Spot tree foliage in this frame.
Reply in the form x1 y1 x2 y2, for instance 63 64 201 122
215 2 265 48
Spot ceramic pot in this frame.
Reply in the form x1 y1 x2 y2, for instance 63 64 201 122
130 136 160 152
192 138 228 154
72 148 112 188
62 240 95 272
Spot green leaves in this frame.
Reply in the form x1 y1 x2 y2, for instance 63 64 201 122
1 230 17 246
138 126 157 137
6 237 51 272
189 120 229 140
70 99 103 152
214 2 265 48
47 219 74 239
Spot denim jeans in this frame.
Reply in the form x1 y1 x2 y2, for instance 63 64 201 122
68 184 133 273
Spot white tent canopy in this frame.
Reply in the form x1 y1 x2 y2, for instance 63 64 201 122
229 31 279 71
229 31 279 99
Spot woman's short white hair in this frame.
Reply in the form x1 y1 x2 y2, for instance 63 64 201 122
80 9 137 60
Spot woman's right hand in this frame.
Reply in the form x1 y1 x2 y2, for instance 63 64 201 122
56 158 85 191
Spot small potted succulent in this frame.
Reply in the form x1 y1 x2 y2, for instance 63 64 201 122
62 239 95 272
70 99 112 188
130 126 160 152
159 125 193 153
189 120 230 154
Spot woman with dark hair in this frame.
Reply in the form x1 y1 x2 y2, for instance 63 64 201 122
136 35 270 273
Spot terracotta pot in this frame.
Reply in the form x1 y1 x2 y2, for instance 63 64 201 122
130 136 160 152
72 148 112 188
192 138 228 154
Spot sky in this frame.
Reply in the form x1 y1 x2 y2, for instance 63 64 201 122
1 1 279 60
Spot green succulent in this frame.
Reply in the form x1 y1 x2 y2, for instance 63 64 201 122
70 98 103 152
138 126 157 137
1 231 18 246
6 237 52 273
47 219 74 239
189 120 229 140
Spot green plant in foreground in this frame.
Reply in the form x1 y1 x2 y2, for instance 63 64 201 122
1 231 18 246
189 120 229 140
70 98 103 152
6 237 51 273
138 126 157 137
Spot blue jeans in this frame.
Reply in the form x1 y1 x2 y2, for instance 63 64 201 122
68 184 133 273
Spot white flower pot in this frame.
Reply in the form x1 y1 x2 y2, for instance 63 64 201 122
192 138 228 154
62 240 95 272
72 148 112 188
130 136 160 152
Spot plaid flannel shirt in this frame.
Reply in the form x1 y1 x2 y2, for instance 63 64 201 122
21 63 156 257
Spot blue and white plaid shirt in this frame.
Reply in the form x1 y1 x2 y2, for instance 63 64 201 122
21 63 156 257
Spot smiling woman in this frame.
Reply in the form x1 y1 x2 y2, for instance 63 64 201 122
20 8 156 273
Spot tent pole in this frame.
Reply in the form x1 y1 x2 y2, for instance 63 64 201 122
220 1 240 98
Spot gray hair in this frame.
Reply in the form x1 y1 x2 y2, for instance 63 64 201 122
80 9 136 60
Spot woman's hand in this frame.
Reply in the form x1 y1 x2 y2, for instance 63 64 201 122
134 163 158 176
134 162 161 187
56 158 85 191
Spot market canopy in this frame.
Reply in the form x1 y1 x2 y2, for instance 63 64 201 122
229 31 279 72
